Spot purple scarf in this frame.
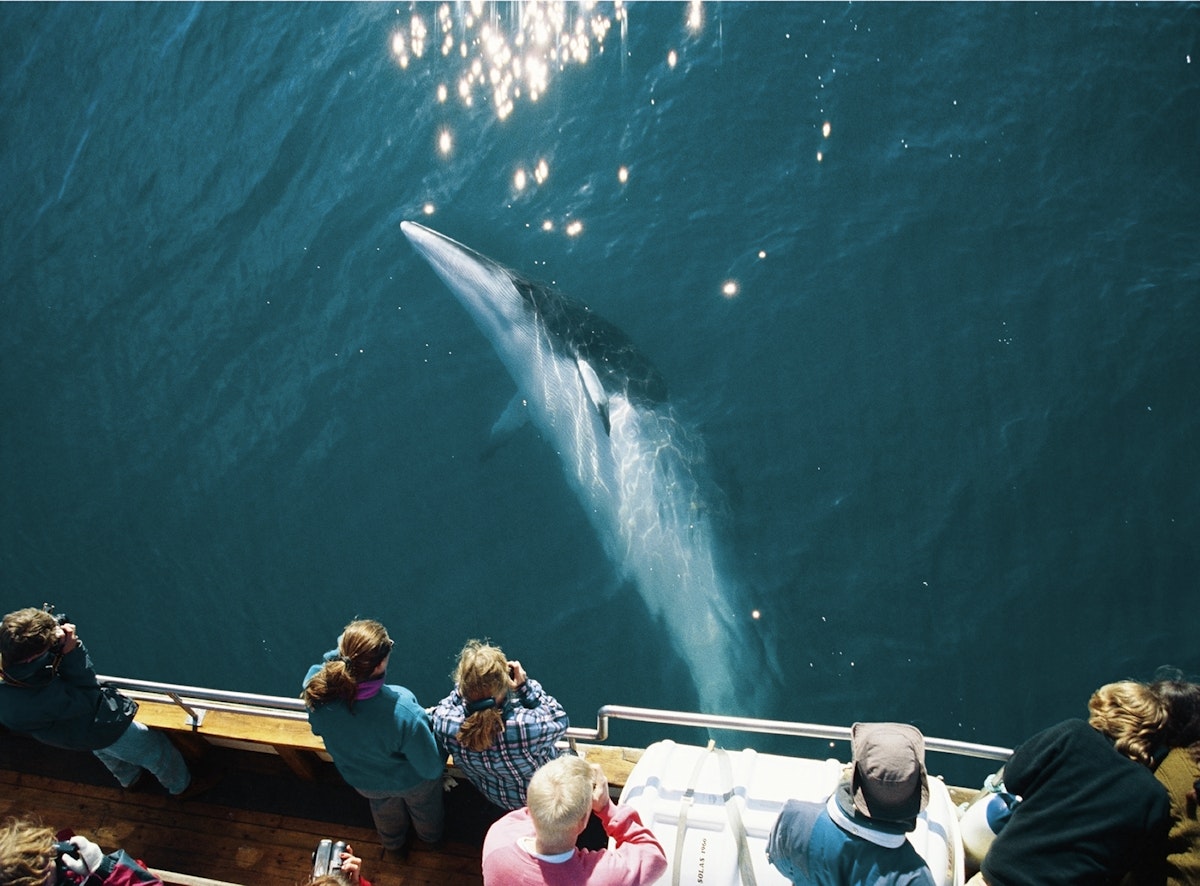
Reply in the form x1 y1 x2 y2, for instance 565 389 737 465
355 676 386 700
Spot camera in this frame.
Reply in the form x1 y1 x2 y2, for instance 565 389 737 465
42 603 70 653
42 602 70 626
53 840 77 874
311 839 347 878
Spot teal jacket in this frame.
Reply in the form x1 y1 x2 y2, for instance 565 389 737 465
303 655 444 793
0 641 135 751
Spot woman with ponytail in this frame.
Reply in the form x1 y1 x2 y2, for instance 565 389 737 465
432 639 569 810
302 620 444 854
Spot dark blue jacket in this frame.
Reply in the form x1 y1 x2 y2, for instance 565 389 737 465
0 641 135 750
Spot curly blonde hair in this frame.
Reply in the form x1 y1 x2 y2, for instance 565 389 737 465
453 639 509 752
0 817 56 886
1088 680 1167 767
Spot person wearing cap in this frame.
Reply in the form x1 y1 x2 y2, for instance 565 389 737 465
766 721 937 885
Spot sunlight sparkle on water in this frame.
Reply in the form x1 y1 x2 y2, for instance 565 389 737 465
438 129 453 155
392 1 628 122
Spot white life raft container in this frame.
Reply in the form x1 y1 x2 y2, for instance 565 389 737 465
616 739 964 886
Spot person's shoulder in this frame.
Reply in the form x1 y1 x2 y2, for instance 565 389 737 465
483 807 534 848
384 684 425 709
775 797 826 828
1156 745 1200 786
1039 717 1091 740
1013 717 1092 755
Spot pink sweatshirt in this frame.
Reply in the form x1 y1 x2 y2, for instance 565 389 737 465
482 801 668 885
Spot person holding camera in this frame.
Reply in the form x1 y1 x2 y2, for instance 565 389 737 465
302 619 445 854
0 817 163 885
0 606 207 799
307 840 371 886
432 639 569 811
481 755 667 885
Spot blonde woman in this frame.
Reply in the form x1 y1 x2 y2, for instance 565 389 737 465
302 619 444 854
0 817 162 884
432 639 569 810
1087 679 1169 768
967 680 1171 886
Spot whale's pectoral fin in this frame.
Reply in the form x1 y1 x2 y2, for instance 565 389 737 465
481 392 530 461
576 357 611 436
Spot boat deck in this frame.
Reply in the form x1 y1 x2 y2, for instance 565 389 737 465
2 690 997 886
0 729 510 886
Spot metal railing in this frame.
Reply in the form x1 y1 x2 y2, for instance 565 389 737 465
99 675 1012 762
575 704 1012 761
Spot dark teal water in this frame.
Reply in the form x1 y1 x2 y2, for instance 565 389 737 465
3 2 1198 781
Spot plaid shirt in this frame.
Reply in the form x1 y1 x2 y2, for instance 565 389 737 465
432 678 569 810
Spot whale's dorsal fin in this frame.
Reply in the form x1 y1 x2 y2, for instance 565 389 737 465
576 357 611 435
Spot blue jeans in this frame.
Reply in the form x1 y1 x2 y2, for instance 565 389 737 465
357 776 444 848
93 720 191 794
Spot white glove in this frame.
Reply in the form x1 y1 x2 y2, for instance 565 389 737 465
61 836 105 876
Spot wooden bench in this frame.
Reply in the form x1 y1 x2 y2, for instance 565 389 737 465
133 699 328 780
134 699 640 792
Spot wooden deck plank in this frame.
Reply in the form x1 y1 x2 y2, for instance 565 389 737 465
2 726 658 886
0 731 492 886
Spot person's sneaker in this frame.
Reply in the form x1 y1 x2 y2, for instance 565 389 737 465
172 768 220 801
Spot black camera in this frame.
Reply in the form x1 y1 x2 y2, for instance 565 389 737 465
53 840 77 874
311 839 347 878
42 603 70 653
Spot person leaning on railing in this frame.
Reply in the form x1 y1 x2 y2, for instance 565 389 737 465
966 680 1172 886
0 817 162 885
432 639 569 811
0 606 214 800
766 722 938 886
301 619 445 856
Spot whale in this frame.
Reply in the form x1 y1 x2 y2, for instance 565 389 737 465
402 221 774 715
